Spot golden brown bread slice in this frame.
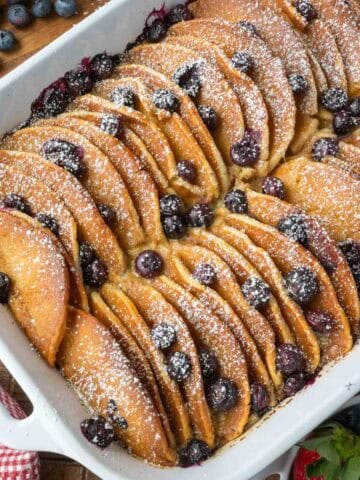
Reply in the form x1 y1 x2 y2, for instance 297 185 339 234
1 126 144 250
211 219 320 372
58 307 176 466
100 282 192 446
94 78 220 200
125 42 246 167
0 209 69 366
169 19 296 171
0 149 124 277
149 274 251 445
273 156 360 243
38 114 164 244
113 63 230 194
188 0 318 116
245 190 360 337
113 275 215 448
222 212 353 363
89 291 175 449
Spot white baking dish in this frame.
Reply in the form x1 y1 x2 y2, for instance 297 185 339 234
0 1 360 478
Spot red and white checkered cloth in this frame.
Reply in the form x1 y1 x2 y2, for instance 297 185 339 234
0 385 40 480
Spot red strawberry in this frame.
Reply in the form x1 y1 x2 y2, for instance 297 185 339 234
293 448 323 480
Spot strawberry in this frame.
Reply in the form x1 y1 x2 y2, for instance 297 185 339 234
293 448 322 480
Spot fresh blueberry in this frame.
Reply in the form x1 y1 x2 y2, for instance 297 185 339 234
333 109 354 135
165 4 193 26
151 323 177 350
294 0 317 21
162 215 186 239
224 189 248 214
79 242 97 268
99 114 123 137
111 86 136 108
32 0 52 18
173 62 202 99
206 377 238 412
321 88 348 113
187 203 214 228
80 416 114 449
42 139 85 179
276 343 307 375
197 105 218 131
241 277 271 310
339 239 360 266
305 310 335 333
277 214 308 245
8 4 31 27
178 439 211 467
199 350 219 381
283 373 306 398
230 130 260 166
97 203 115 226
146 18 167 42
35 213 60 236
261 176 285 199
177 159 196 183
0 30 16 51
135 250 164 278
288 74 308 95
1 193 32 215
167 351 192 382
311 137 339 161
231 51 255 75
152 89 179 113
54 0 77 17
64 68 92 96
160 194 183 216
251 383 270 414
84 258 108 288
90 52 113 81
193 263 217 286
284 267 319 305
0 273 11 304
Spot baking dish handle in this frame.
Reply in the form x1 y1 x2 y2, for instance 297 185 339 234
0 401 62 453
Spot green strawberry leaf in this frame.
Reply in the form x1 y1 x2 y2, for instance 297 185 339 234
341 457 360 480
307 458 341 480
302 436 341 465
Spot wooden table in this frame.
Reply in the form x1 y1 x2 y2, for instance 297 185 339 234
0 0 108 76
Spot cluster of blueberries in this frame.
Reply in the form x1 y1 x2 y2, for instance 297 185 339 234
0 0 78 53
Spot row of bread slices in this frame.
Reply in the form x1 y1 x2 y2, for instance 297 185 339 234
0 144 358 466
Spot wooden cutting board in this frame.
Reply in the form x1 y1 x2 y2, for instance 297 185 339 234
0 0 108 77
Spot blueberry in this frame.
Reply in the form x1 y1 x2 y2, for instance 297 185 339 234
42 139 85 179
199 350 219 381
64 68 92 96
332 404 360 435
97 203 115 226
350 262 360 290
178 439 211 467
237 20 258 36
54 0 77 17
79 242 97 268
206 377 238 412
261 176 285 199
283 373 306 398
35 213 60 236
146 18 167 43
231 51 255 75
288 74 308 95
32 0 52 18
187 203 214 228
167 351 192 382
284 267 319 305
173 62 202 99
90 52 113 81
294 0 317 21
151 323 177 350
276 343 307 375
197 105 218 131
277 214 308 245
193 263 217 286
166 4 193 26
305 310 335 333
8 4 31 28
333 110 354 135
311 137 339 161
107 399 117 417
162 215 186 239
251 383 270 414
84 258 108 288
113 416 128 429
241 277 271 309
152 89 179 113
224 189 248 214
32 79 70 117
0 273 11 304
230 131 260 166
160 194 183 216
135 250 164 278
0 30 16 51
1 193 32 215
99 114 123 138
321 88 348 113
177 159 196 183
111 86 136 108
80 416 114 449
349 97 360 117
339 239 360 266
